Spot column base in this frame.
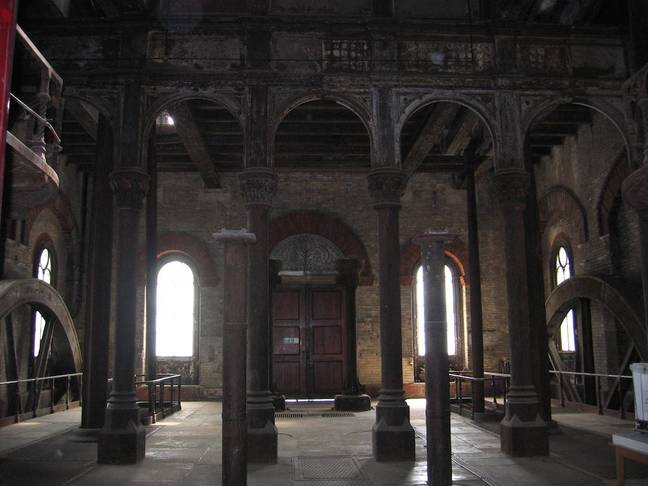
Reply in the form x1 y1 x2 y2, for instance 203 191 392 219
500 413 548 457
334 394 371 412
499 387 549 457
248 392 278 464
97 406 146 464
372 396 415 462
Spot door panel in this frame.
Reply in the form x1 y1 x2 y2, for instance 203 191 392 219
312 326 342 355
272 286 346 397
309 288 346 395
272 289 305 395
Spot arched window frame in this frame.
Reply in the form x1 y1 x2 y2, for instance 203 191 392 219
155 254 200 361
32 240 56 358
412 256 466 381
552 241 577 353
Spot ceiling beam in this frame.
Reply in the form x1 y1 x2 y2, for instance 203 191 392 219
64 98 98 141
168 102 221 189
402 104 461 179
446 116 481 156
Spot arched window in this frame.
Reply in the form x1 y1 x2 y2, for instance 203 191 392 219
554 246 576 352
156 260 195 357
414 263 461 359
33 248 53 357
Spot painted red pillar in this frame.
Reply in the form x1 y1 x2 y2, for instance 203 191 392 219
0 0 18 218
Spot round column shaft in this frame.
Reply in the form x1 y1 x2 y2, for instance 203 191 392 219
214 229 256 486
368 168 415 462
493 169 548 457
97 168 149 464
239 169 278 464
414 231 454 486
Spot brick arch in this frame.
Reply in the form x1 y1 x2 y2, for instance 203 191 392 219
137 232 218 286
399 237 468 287
597 153 633 237
269 211 374 286
538 186 589 244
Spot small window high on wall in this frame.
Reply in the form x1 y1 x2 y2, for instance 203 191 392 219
33 248 53 357
555 246 576 352
415 264 459 357
156 260 195 357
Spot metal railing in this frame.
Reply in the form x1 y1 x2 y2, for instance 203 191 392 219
550 369 633 419
0 372 82 423
448 371 510 419
6 25 63 179
448 369 634 420
135 374 182 424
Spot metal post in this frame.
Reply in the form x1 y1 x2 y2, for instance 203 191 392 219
558 373 565 408
214 229 256 486
596 376 603 415
66 376 70 410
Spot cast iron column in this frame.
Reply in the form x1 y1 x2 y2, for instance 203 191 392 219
97 168 149 464
622 165 648 342
145 134 158 381
214 229 256 486
493 169 548 457
368 168 415 462
414 231 453 486
81 115 114 429
334 258 371 412
465 166 485 415
239 168 278 464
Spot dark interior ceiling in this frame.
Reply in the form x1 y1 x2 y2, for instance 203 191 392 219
19 0 627 25
527 104 593 163
274 100 370 171
61 99 598 182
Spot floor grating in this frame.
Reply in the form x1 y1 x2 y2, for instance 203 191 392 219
294 456 365 480
276 412 355 419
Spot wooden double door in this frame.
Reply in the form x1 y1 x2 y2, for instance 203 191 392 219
271 285 347 397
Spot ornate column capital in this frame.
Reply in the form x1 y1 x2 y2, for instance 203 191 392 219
110 167 150 210
622 164 648 219
367 168 405 209
239 168 277 207
492 168 530 211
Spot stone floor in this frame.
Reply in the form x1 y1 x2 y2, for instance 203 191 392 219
0 400 647 485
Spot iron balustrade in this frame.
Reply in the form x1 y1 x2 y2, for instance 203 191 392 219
448 370 634 420
550 369 633 419
0 372 82 423
134 374 182 424
447 371 510 419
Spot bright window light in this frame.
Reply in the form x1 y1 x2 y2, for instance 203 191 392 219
157 111 175 126
560 309 576 352
156 261 194 357
33 248 52 357
416 265 457 357
555 246 576 352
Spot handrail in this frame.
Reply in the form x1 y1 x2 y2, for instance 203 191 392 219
0 372 82 424
0 372 82 387
549 370 631 380
447 369 634 421
16 25 63 87
9 93 61 143
448 373 484 382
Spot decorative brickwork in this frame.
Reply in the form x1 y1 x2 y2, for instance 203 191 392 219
538 186 589 244
270 210 374 286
